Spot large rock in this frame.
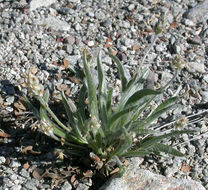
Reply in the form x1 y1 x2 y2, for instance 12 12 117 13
30 0 57 11
34 16 71 31
184 0 208 23
100 158 205 190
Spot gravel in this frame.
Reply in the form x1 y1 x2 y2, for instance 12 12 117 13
0 0 208 189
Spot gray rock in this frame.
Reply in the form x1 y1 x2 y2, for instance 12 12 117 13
0 156 6 164
68 0 80 3
61 181 72 190
30 0 57 11
9 160 21 168
203 74 208 83
186 62 206 73
24 179 38 190
19 168 30 178
184 0 208 23
201 91 208 102
161 71 173 86
145 71 158 89
76 183 89 190
164 166 179 178
128 4 135 11
100 159 206 190
10 185 21 190
65 55 81 65
183 19 195 26
95 10 106 20
35 16 71 31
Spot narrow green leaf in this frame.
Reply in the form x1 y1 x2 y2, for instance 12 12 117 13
134 105 174 131
61 91 76 125
109 128 132 159
77 85 87 121
121 150 151 157
135 129 157 135
43 89 50 103
61 91 84 140
153 143 184 157
106 88 113 116
23 95 40 120
97 51 106 108
152 97 178 114
125 89 161 107
140 130 195 149
109 53 128 92
108 105 137 130
100 104 108 131
83 52 98 119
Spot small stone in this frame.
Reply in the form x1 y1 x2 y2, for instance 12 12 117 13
61 181 72 190
164 166 179 177
65 36 75 45
9 174 17 181
201 91 208 102
57 7 71 15
19 168 30 178
0 156 6 164
122 21 131 28
184 19 195 26
68 0 80 3
186 62 206 73
58 50 66 56
124 38 135 48
88 12 95 17
75 23 82 31
184 0 208 23
66 45 73 54
203 74 208 83
65 55 81 65
161 71 173 86
30 0 57 11
10 185 21 190
88 41 95 47
95 10 105 20
119 45 127 52
24 179 37 190
9 160 21 168
128 4 135 11
155 43 166 52
35 16 71 31
76 183 89 190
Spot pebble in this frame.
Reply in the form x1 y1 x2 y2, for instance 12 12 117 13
128 4 135 11
88 41 95 47
35 16 71 31
186 62 206 73
24 179 38 190
10 185 22 190
61 181 72 190
19 168 30 178
9 160 21 168
0 156 6 164
184 19 195 26
201 91 208 102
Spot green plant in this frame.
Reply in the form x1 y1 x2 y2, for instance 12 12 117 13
24 18 192 174
24 50 193 174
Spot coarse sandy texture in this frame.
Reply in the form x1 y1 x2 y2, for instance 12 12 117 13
0 0 208 189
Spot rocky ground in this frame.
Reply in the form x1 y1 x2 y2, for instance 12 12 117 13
0 0 208 189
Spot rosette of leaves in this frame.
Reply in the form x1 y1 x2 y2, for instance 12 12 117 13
24 51 193 174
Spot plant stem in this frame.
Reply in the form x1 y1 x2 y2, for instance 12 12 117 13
38 97 72 133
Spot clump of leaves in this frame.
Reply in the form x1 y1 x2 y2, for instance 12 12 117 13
24 17 192 174
24 50 192 175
